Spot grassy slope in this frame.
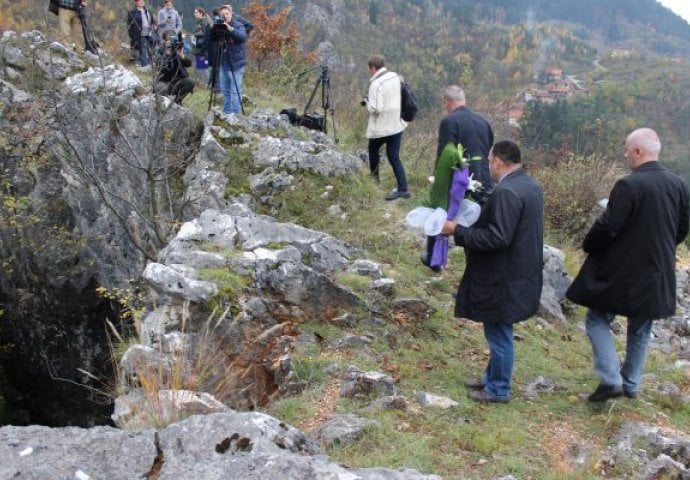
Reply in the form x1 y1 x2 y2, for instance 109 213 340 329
146 60 689 480
261 169 689 480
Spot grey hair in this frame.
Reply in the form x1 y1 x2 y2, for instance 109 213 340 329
443 85 465 103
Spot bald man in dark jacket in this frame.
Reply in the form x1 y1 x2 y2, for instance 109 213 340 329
567 128 689 402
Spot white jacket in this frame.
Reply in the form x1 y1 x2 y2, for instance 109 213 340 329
365 68 407 139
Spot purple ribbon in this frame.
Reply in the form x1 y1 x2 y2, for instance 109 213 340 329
430 168 470 269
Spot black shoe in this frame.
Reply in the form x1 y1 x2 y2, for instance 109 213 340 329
464 378 485 390
385 189 410 201
588 383 623 402
623 388 638 399
468 389 510 404
420 253 441 272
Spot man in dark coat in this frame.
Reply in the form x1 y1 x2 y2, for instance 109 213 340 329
422 85 495 271
436 85 495 204
566 128 689 402
441 140 544 403
127 0 156 68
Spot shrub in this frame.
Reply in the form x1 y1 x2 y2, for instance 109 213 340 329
531 153 622 244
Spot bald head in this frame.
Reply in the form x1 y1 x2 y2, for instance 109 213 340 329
625 128 661 169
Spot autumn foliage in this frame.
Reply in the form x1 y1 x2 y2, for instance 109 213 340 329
242 1 301 70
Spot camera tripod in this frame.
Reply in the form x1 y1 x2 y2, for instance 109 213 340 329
207 29 244 114
301 65 337 140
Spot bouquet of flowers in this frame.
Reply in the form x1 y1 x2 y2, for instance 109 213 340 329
424 142 482 269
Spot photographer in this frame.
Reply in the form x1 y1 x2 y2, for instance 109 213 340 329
154 31 195 104
205 4 247 114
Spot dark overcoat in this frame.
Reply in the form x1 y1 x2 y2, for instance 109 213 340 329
127 7 155 50
453 168 544 323
566 162 689 319
437 106 495 204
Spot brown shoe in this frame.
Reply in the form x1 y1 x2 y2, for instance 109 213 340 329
463 378 485 390
468 389 510 404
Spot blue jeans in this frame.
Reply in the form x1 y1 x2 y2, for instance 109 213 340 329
368 132 408 192
138 36 151 67
219 64 244 114
585 309 653 394
482 322 514 399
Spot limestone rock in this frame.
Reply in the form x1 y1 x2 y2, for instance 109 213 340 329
349 259 383 278
416 392 459 409
143 262 219 302
112 390 229 430
539 244 571 322
316 413 378 448
371 278 395 296
0 412 442 479
340 367 396 398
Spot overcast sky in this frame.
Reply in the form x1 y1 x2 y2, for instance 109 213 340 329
656 0 690 24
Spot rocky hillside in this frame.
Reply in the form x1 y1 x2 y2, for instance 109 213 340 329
2 28 690 479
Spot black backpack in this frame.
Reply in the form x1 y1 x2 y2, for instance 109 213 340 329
234 14 254 36
400 80 418 122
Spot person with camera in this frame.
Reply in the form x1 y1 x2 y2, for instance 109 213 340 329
157 0 182 42
362 55 410 200
205 4 248 115
153 31 195 105
127 0 156 68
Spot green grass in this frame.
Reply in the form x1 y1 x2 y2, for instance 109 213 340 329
186 73 690 480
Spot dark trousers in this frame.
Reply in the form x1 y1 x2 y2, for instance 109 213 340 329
155 77 195 104
368 132 408 192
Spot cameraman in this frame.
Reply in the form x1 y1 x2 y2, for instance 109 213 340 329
154 31 195 104
205 4 247 114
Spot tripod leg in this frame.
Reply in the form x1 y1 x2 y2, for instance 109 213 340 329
321 76 330 134
207 47 222 112
301 77 321 127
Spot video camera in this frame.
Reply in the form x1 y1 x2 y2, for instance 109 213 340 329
210 17 231 42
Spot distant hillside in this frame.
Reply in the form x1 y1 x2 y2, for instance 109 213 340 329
5 0 690 57
437 0 690 53
2 0 689 179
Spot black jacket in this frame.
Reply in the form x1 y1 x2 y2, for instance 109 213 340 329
566 162 689 319
437 106 495 204
127 7 156 49
156 51 191 83
453 168 544 323
453 168 543 323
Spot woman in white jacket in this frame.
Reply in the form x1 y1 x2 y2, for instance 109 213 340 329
364 55 410 200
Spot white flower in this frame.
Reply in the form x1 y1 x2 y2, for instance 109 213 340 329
467 173 483 192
